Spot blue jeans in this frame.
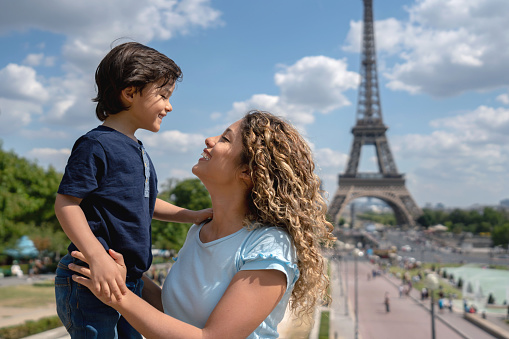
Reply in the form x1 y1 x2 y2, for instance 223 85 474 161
55 254 144 339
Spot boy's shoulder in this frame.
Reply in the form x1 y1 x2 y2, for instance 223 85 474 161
78 126 135 146
83 125 118 140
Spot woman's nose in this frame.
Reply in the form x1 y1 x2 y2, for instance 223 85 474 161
205 137 215 147
205 135 219 147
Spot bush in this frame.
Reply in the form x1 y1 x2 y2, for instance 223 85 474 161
0 267 12 277
0 316 62 339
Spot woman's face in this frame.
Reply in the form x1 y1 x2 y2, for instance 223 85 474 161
192 119 245 187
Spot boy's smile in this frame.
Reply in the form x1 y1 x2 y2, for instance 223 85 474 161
129 81 175 133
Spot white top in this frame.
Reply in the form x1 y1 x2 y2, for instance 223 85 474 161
161 223 299 338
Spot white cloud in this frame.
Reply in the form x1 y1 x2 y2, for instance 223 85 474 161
0 64 49 102
26 148 71 171
393 105 509 205
0 0 223 130
226 56 359 130
343 18 405 56
140 129 205 153
314 147 348 169
23 53 55 67
23 53 44 66
0 98 43 134
343 0 509 97
0 0 223 75
497 93 509 105
19 128 69 140
275 56 359 113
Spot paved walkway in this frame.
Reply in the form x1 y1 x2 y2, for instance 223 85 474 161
3 260 509 339
0 274 306 339
327 256 508 339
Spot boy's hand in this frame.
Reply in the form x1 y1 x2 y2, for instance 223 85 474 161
194 208 213 224
70 249 128 302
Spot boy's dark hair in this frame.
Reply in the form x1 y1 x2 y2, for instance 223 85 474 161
93 42 182 121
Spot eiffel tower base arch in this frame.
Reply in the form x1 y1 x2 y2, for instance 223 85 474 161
328 176 422 228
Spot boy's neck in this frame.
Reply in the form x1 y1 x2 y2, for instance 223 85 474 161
102 113 138 142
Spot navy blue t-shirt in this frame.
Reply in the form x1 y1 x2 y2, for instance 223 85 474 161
58 126 157 281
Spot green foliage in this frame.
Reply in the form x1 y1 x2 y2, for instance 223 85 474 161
0 316 62 339
318 311 330 339
0 143 215 260
152 178 211 251
358 211 396 225
0 143 64 257
492 223 509 248
417 207 509 247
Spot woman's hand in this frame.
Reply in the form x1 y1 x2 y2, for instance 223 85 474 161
69 249 127 302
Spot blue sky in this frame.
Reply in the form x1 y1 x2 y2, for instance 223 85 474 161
1 0 508 209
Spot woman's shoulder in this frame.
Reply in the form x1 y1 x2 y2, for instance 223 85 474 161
246 225 292 243
242 226 295 259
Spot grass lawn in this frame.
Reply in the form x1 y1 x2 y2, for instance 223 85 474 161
389 263 463 299
318 311 329 339
0 280 55 308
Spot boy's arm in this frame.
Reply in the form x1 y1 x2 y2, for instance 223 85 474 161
54 193 128 301
153 198 212 224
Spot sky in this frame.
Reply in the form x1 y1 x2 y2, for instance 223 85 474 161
1 0 508 209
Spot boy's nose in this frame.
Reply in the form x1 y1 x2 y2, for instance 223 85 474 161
166 101 172 112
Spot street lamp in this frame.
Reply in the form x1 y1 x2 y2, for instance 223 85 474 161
345 255 349 316
425 273 439 339
353 248 363 339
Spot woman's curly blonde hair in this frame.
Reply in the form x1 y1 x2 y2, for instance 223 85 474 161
239 110 336 321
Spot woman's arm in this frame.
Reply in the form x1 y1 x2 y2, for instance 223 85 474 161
204 269 287 338
70 255 286 339
141 275 164 312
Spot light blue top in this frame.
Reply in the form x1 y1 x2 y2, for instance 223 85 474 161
161 223 299 338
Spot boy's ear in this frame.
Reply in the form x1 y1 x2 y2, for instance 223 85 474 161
121 86 136 103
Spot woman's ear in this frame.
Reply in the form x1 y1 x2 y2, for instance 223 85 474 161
239 165 253 189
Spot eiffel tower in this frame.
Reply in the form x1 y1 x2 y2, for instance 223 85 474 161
328 0 422 227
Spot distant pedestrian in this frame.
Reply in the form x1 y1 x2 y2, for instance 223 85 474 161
384 292 390 313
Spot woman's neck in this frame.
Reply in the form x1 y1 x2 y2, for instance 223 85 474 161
200 190 249 243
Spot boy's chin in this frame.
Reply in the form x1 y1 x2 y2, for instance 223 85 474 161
148 125 161 133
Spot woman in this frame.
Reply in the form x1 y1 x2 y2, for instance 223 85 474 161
69 110 335 338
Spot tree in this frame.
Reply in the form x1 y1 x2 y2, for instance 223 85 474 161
152 178 211 251
417 209 434 227
492 223 509 248
0 143 63 255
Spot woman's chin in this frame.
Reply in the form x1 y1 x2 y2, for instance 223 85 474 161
191 165 201 177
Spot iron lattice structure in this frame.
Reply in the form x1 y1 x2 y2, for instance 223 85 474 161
328 0 422 227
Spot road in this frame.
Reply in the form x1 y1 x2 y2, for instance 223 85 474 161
329 255 500 339
384 230 509 266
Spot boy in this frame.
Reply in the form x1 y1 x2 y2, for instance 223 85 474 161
54 42 212 339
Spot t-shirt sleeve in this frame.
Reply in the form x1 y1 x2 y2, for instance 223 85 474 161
58 136 106 199
239 228 299 289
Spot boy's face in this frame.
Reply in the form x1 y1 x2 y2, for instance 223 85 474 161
128 81 175 133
